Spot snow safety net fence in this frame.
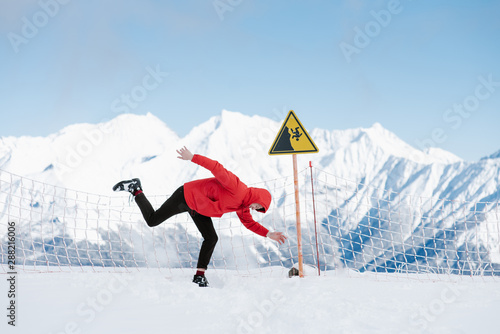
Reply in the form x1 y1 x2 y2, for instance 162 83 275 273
1 167 500 279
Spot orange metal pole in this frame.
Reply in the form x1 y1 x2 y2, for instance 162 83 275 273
293 154 304 277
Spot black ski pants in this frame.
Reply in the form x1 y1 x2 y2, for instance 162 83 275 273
134 186 218 270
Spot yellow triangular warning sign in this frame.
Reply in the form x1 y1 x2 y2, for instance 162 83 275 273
269 110 319 155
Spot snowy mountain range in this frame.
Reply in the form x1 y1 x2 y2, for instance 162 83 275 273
1 111 499 274
2 110 494 195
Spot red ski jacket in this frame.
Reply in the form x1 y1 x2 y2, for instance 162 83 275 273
183 154 271 237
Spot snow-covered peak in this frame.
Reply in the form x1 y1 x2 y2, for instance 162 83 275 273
482 149 500 161
311 122 458 166
424 147 462 164
362 123 414 155
100 112 178 137
361 123 465 165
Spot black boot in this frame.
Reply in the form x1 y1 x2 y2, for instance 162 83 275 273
192 274 209 287
112 178 142 195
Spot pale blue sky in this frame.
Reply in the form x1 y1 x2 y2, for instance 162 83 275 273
1 0 499 161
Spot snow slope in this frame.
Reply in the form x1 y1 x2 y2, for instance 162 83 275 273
1 269 499 334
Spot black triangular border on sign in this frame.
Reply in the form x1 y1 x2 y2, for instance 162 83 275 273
268 110 319 155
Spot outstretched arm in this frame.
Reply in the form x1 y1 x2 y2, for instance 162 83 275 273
237 210 287 245
177 146 242 194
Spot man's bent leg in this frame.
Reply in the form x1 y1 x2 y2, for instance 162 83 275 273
135 186 189 227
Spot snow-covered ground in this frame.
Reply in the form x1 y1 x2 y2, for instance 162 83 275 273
2 268 500 334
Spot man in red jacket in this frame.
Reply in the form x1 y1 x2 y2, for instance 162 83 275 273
113 147 286 287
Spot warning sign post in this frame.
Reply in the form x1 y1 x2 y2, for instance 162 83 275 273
269 110 318 277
